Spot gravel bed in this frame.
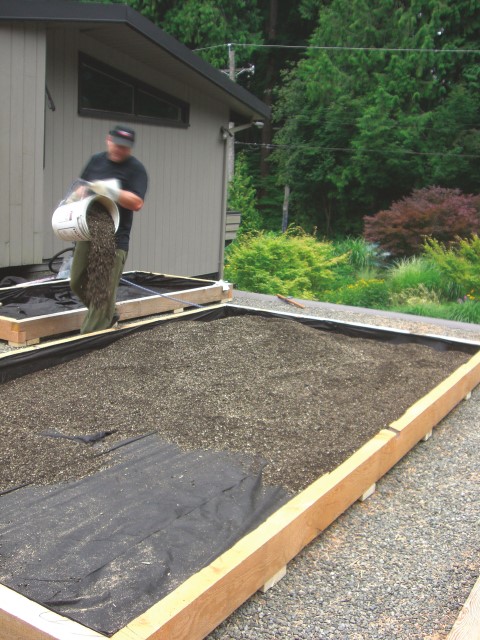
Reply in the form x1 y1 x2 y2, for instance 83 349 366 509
1 311 468 494
204 292 480 640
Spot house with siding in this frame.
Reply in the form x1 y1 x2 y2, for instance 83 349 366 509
0 0 269 279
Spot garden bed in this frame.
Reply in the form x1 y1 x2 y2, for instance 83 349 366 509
1 305 479 639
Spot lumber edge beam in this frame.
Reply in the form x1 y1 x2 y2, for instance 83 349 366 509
0 304 228 360
0 278 232 344
110 429 398 640
389 351 480 451
447 574 480 640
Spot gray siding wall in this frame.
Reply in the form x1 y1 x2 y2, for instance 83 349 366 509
44 28 228 277
0 24 46 268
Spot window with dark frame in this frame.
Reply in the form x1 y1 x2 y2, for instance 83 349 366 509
78 54 189 127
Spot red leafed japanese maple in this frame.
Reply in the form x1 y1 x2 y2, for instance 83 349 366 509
363 187 480 258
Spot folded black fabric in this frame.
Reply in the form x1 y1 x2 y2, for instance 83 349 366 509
0 434 290 635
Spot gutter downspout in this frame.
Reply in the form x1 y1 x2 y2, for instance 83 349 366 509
218 131 229 279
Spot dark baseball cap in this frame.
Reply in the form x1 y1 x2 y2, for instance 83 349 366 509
109 125 135 147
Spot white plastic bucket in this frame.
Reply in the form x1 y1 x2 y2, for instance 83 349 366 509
51 195 120 242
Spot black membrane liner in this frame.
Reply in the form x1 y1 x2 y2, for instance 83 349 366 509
0 305 478 635
0 434 289 635
0 272 209 319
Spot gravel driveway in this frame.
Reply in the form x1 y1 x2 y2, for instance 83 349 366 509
205 292 480 640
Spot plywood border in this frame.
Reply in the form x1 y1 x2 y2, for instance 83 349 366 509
1 312 479 640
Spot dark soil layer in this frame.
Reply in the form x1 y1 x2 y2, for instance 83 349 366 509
0 315 470 494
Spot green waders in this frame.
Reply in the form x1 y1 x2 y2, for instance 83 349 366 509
70 241 127 334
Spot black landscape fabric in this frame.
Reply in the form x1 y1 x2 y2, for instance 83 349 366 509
0 433 290 635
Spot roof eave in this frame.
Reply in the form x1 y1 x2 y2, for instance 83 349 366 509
0 0 270 121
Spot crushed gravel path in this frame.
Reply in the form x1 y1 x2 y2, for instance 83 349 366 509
204 292 480 640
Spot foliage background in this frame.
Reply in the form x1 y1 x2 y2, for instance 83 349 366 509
85 0 480 238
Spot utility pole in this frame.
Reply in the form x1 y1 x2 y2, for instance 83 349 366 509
227 43 236 182
223 44 256 182
282 185 290 232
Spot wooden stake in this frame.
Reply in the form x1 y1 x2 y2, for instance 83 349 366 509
260 565 287 593
359 483 376 502
276 294 306 309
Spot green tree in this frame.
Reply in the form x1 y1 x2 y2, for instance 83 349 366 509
227 152 262 237
272 0 480 235
129 0 263 69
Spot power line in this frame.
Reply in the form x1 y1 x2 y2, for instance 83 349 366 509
280 116 480 131
234 141 480 159
194 42 480 54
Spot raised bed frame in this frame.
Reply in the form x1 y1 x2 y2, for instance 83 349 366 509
1 303 479 640
0 272 232 347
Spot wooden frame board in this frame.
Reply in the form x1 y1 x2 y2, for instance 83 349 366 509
0 273 232 346
447 574 480 640
1 306 479 640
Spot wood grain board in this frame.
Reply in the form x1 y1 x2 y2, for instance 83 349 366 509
447 575 480 640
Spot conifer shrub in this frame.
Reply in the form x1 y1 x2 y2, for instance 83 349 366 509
224 227 346 298
363 187 480 258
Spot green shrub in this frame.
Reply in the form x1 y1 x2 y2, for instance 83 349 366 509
446 301 480 323
332 237 384 272
322 278 390 309
224 228 346 298
327 238 384 292
387 255 445 294
390 301 480 324
423 235 480 300
224 228 480 322
389 283 441 307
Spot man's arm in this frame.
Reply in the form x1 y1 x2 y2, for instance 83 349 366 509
117 190 144 211
89 180 144 211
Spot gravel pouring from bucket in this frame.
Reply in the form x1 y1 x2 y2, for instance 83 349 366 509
52 180 120 242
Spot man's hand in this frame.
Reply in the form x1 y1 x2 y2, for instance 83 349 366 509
89 179 121 202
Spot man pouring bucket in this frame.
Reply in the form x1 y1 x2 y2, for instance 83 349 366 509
70 125 148 334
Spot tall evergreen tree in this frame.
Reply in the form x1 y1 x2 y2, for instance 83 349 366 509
130 0 263 69
272 0 480 235
98 1 316 226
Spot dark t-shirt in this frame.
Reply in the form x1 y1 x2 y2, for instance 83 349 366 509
80 152 148 251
